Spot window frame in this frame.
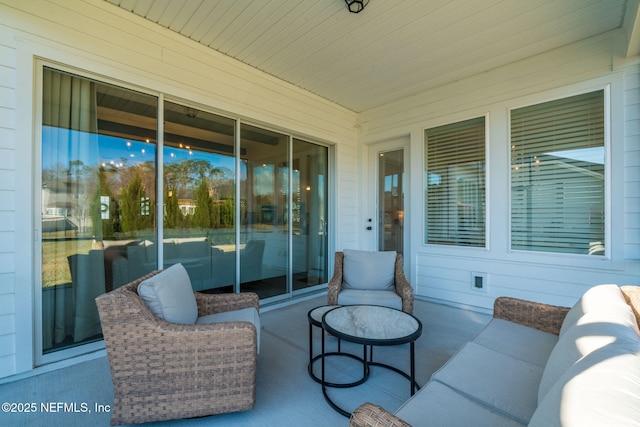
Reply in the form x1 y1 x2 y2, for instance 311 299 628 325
507 86 612 260
423 114 490 250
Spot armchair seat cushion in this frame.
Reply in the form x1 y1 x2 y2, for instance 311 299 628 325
197 307 261 352
137 263 198 324
337 289 402 311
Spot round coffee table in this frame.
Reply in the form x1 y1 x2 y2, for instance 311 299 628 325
321 305 422 417
307 305 369 387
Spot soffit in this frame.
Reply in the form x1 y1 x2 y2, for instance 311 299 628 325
104 0 632 113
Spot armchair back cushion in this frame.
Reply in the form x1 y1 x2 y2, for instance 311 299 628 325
342 249 397 290
137 263 198 324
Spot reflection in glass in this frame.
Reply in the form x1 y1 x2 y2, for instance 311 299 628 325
511 91 605 255
292 139 328 290
163 102 236 292
41 67 157 353
378 150 404 253
40 68 332 357
239 124 288 298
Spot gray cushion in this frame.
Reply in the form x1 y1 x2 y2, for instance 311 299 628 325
559 284 639 336
337 289 402 310
396 381 525 427
529 338 640 427
137 263 198 324
197 307 261 353
472 318 558 367
431 342 543 424
537 307 640 403
342 249 396 290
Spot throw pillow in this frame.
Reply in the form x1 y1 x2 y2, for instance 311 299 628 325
137 263 198 324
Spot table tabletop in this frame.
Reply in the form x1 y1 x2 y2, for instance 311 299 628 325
322 305 422 346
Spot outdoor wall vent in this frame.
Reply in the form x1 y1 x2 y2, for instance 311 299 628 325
471 272 488 292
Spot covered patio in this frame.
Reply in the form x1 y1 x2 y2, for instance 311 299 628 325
0 1 640 426
0 295 490 426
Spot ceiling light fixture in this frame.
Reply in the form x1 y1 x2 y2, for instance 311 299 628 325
345 0 369 13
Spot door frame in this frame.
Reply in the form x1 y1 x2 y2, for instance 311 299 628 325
367 137 410 255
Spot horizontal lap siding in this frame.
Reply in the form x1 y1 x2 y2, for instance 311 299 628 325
625 67 640 259
0 22 15 378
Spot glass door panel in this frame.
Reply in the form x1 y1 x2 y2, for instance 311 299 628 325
292 139 328 290
378 149 404 253
239 124 288 298
163 102 236 293
41 67 157 354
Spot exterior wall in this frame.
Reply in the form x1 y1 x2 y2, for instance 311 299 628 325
0 0 358 378
360 31 640 312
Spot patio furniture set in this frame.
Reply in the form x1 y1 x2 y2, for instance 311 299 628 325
95 249 640 427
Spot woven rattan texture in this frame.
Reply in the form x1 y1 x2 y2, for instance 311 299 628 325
95 270 259 425
350 402 412 427
327 251 414 314
493 297 570 335
621 285 640 330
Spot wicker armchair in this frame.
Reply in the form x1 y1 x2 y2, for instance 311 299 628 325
328 251 414 314
95 270 259 425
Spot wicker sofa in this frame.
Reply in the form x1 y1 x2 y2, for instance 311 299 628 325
350 284 640 427
95 266 259 425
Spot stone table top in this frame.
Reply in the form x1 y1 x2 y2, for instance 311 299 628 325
322 305 421 344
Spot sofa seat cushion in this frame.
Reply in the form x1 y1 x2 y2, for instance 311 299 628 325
431 342 543 424
337 289 402 310
342 249 396 290
137 263 198 324
472 318 558 367
197 307 261 353
529 338 640 427
395 380 525 427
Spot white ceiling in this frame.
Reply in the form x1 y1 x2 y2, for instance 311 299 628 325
105 0 639 113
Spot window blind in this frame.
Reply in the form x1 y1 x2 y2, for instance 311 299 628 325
510 90 605 255
425 117 486 247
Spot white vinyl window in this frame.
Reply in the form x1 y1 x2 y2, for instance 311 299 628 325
510 90 605 255
425 117 486 247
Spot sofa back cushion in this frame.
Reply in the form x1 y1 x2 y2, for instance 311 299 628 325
137 263 198 324
559 284 639 336
342 249 396 290
538 284 640 403
537 308 640 402
530 338 640 427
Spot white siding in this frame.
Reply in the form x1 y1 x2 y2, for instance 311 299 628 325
0 0 358 378
361 32 640 311
625 66 640 259
0 18 16 379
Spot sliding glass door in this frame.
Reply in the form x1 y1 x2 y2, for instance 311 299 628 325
41 67 158 355
163 101 237 292
239 124 289 298
39 66 330 361
292 138 328 291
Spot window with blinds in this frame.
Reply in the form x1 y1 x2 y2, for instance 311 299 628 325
425 117 486 247
510 90 605 255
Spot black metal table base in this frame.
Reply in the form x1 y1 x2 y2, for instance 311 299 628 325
308 305 421 418
308 351 370 387
321 343 420 418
